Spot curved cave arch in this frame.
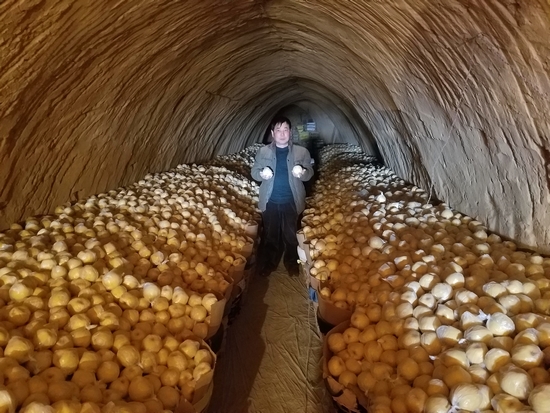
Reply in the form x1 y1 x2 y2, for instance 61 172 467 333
212 77 378 154
261 101 359 145
1 0 550 252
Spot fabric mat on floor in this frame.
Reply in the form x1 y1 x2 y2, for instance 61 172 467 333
207 263 334 413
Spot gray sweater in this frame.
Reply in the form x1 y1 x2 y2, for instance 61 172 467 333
251 142 314 214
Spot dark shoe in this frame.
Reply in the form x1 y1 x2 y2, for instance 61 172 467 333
258 266 277 277
286 264 300 277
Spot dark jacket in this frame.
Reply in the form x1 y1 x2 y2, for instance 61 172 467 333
251 142 314 214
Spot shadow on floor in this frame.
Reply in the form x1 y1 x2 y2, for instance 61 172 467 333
207 271 269 412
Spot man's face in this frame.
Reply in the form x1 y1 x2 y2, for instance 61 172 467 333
271 122 290 147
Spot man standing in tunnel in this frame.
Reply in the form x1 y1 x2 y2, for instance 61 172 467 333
251 116 314 277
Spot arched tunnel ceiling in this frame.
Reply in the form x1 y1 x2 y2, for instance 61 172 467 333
1 0 550 252
272 101 361 145
221 77 372 152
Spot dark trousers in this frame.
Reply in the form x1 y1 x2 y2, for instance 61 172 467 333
258 202 299 272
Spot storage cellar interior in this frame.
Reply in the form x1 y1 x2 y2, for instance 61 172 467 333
1 1 550 412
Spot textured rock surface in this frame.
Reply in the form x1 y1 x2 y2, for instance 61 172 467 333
1 0 550 251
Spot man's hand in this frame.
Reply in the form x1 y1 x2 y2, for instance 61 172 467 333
260 167 273 180
292 165 304 178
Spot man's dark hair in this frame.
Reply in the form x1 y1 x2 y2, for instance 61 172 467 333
270 116 291 131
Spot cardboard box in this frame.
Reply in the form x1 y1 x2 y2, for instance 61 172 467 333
323 322 370 412
175 335 217 413
221 274 235 317
228 268 244 287
228 254 247 285
303 242 312 263
215 262 238 319
303 262 320 291
297 245 307 263
299 261 309 285
296 230 306 248
301 212 314 227
206 291 226 339
245 220 259 238
224 272 235 298
240 241 254 259
317 280 353 326
310 274 320 291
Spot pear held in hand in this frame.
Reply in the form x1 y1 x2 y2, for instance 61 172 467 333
292 165 304 178
260 167 273 180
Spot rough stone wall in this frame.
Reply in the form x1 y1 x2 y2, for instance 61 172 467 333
1 0 550 251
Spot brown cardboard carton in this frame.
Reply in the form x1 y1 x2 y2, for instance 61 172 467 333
296 230 306 248
240 241 254 259
228 254 246 285
303 262 319 291
176 381 213 413
303 242 312 263
175 334 217 413
310 275 320 291
222 272 235 302
317 280 353 326
300 212 314 228
228 266 244 286
245 220 259 238
206 291 226 339
323 322 369 412
221 274 235 317
297 245 307 263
